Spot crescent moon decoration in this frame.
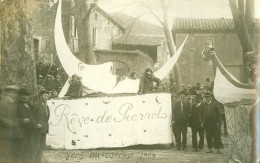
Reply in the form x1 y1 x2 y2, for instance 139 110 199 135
211 54 257 105
155 96 161 104
55 0 188 96
55 0 117 97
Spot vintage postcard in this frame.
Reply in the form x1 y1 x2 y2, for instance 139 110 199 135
0 0 259 162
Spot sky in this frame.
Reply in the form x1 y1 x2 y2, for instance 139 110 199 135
99 0 260 26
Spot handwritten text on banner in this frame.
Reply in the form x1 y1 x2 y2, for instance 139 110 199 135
46 93 173 149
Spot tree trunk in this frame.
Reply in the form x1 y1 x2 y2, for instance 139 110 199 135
161 0 182 93
74 0 96 64
0 0 38 96
229 0 255 83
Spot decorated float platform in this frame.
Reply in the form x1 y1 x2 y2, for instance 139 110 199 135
46 93 172 149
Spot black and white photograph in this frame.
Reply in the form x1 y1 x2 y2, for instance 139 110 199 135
0 0 260 162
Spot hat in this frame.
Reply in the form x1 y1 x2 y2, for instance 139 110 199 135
5 85 20 92
179 90 187 95
19 88 31 95
204 91 212 97
145 68 153 74
39 89 49 96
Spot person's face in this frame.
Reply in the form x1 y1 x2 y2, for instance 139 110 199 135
196 98 202 103
146 70 152 75
41 94 50 102
180 94 186 100
205 96 211 102
52 91 58 97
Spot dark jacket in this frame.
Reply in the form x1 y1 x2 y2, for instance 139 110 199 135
0 98 22 139
199 101 220 125
17 101 35 137
32 101 50 134
138 74 160 94
65 80 83 97
190 103 203 128
172 100 190 124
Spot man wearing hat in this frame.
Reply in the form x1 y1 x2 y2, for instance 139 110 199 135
190 94 205 151
172 90 190 151
17 88 35 163
200 91 222 154
0 85 22 162
32 89 50 163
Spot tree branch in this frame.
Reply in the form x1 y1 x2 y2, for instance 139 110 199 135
237 0 245 16
245 0 255 42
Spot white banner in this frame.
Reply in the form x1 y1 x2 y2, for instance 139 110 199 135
46 93 173 149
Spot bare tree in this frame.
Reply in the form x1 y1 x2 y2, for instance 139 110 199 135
73 0 97 64
120 0 182 92
229 0 256 83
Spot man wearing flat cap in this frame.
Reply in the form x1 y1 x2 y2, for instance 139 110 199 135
190 94 205 151
32 89 50 163
17 88 35 163
200 91 222 154
172 90 191 151
0 85 22 163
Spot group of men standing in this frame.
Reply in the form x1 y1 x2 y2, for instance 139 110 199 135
0 85 50 163
172 90 223 154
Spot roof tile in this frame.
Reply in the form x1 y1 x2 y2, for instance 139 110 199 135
172 18 260 32
113 34 165 46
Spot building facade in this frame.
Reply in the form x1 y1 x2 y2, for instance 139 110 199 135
172 18 260 85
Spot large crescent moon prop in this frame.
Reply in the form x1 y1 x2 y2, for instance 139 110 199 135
106 36 188 94
213 69 257 105
210 53 257 105
55 0 117 97
55 0 188 96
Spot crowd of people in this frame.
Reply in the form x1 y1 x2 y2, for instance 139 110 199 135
137 68 228 154
0 86 50 163
0 67 229 163
36 62 67 98
171 90 228 153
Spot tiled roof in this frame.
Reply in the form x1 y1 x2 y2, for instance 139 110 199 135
172 18 260 32
113 34 165 46
110 13 164 36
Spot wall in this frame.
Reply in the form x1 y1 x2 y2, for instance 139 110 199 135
112 44 158 63
175 32 244 85
91 12 123 50
95 49 154 77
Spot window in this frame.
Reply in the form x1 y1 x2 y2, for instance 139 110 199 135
206 38 214 47
95 13 98 21
34 38 40 61
93 27 97 46
71 15 76 37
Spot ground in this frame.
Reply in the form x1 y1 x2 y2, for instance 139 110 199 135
44 128 230 163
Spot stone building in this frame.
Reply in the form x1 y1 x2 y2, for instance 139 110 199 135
31 1 168 79
172 18 260 85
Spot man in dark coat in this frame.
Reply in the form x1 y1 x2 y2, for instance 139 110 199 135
200 92 222 154
190 94 204 151
18 88 35 163
172 90 190 151
0 85 22 163
138 68 160 94
32 89 50 163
